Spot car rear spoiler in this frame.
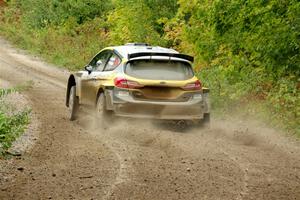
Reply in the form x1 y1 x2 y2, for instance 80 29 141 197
128 52 194 63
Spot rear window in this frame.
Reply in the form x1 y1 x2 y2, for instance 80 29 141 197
125 60 194 80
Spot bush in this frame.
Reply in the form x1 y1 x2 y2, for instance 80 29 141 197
0 109 30 153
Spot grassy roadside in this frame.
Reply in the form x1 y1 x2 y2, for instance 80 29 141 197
198 68 300 137
0 82 32 156
0 14 109 70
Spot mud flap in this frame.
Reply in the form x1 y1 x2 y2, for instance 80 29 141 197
104 89 114 110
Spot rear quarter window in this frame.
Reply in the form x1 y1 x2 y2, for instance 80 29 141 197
104 54 121 71
125 60 194 80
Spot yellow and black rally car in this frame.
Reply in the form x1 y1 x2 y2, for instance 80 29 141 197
66 43 210 126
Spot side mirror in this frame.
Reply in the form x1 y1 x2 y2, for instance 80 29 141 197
85 65 93 74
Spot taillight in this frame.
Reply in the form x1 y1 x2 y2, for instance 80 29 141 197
182 80 202 90
114 77 144 89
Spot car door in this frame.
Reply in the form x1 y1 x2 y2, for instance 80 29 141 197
81 50 112 105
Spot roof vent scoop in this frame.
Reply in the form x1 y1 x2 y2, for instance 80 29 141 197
125 43 150 46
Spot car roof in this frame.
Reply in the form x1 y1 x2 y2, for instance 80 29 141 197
110 45 179 59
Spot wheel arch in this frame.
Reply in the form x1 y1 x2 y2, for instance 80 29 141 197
95 86 114 110
66 75 76 107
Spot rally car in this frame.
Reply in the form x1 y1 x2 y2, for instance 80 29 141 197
66 43 210 126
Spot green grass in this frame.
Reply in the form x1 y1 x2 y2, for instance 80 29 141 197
0 109 30 154
0 16 109 71
0 80 33 98
0 84 32 156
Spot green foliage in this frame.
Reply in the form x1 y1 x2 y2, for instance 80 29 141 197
107 0 177 45
0 87 30 155
17 0 113 28
177 0 300 76
0 81 33 98
107 1 162 45
266 78 300 133
177 0 300 135
0 109 30 153
0 88 16 97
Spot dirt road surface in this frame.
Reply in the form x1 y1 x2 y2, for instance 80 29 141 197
0 38 299 200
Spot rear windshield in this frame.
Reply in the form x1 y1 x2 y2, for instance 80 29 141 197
125 60 194 80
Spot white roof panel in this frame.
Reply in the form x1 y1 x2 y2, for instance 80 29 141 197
112 45 179 58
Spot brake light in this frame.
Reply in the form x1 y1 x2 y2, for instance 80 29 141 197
114 77 144 89
182 80 202 90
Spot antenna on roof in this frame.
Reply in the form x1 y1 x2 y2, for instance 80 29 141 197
125 43 150 46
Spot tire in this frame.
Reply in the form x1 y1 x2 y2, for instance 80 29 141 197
68 86 79 121
198 113 210 128
95 92 112 129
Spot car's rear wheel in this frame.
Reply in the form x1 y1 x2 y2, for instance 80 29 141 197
198 113 210 128
69 86 79 121
95 93 112 129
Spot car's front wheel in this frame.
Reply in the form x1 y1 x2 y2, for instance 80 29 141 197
69 86 79 121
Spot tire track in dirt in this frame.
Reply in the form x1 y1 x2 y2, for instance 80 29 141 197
75 116 135 200
78 119 246 199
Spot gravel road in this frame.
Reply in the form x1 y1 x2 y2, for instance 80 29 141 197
0 38 299 200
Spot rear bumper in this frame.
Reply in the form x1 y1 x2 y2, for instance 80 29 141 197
106 89 209 120
114 104 205 120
